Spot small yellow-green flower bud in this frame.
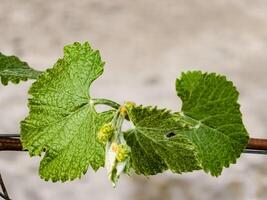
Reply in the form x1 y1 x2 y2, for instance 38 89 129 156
124 101 136 110
97 123 114 144
115 144 131 162
119 106 127 117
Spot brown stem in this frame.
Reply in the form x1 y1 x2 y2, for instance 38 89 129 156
0 138 22 151
0 137 267 151
246 138 267 150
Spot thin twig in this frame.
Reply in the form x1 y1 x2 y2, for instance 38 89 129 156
246 138 267 150
0 192 7 199
1 136 267 154
0 173 10 200
0 138 22 151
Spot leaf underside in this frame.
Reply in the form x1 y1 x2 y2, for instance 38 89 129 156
125 105 201 176
0 52 41 85
21 42 114 182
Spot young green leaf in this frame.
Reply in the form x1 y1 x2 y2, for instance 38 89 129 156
0 52 41 85
124 105 201 176
20 42 115 182
176 71 249 176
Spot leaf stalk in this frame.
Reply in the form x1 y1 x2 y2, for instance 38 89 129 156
92 98 121 110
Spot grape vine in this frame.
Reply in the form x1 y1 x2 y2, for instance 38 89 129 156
0 41 254 186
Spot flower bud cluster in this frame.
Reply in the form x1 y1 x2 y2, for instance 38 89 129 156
111 143 131 162
97 123 114 144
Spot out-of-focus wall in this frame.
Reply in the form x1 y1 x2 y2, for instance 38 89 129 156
1 1 267 199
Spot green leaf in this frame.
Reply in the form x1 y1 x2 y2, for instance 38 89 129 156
124 105 201 176
21 42 114 182
176 71 249 176
0 52 41 85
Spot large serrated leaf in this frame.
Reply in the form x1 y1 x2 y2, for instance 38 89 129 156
20 42 114 182
0 52 41 85
125 105 201 175
176 71 249 176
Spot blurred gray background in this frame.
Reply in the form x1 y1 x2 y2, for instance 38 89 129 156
1 0 267 199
